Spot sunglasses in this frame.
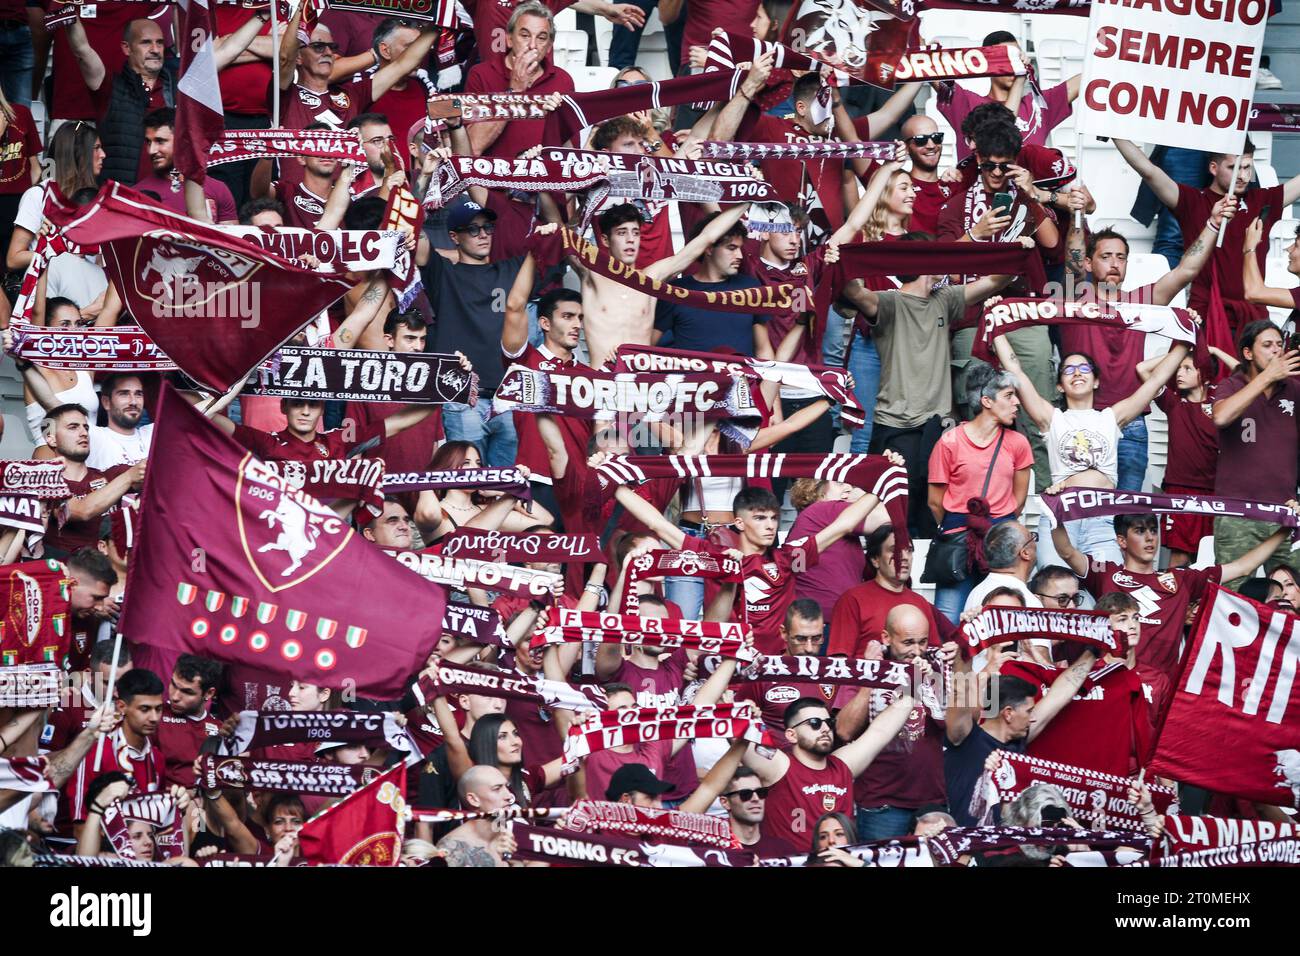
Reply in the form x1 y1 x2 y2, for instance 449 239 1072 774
1036 591 1083 607
307 41 341 53
978 161 1014 173
456 222 495 236
722 787 771 801
1061 362 1094 376
615 78 650 88
793 716 835 732
907 132 944 146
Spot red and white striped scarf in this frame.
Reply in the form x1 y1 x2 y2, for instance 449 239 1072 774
6 321 176 371
11 229 98 323
624 548 747 623
0 755 50 792
207 128 365 168
563 703 773 766
532 607 754 661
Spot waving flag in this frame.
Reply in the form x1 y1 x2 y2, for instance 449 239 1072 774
299 763 409 865
175 0 225 185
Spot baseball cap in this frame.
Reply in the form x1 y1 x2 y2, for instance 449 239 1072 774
604 763 676 802
447 201 497 232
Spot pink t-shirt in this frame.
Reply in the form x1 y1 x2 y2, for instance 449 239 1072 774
583 741 671 804
789 499 865 621
928 424 1033 517
938 82 1073 163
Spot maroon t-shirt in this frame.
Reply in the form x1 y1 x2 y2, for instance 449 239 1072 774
852 689 945 810
763 752 854 848
1082 562 1221 705
611 648 696 798
134 171 238 223
463 58 574 262
341 401 443 475
275 77 375 131
1212 371 1300 502
501 342 590 484
1004 658 1153 778
682 0 759 53
909 176 954 236
47 466 129 554
583 740 670 804
231 420 386 462
1174 183 1282 321
741 243 827 367
733 679 836 737
828 580 940 658
215 7 272 115
50 2 136 120
788 499 865 622
1155 385 1219 491
0 103 40 196
1057 282 1158 411
155 707 222 788
274 179 331 230
737 538 821 655
738 111 845 231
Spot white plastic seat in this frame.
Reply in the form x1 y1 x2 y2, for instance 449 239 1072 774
552 30 590 73
570 65 620 93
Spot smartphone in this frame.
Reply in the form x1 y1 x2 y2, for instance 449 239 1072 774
1261 204 1272 222
992 192 1014 217
1041 805 1068 824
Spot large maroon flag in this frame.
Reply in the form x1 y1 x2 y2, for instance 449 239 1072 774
43 182 353 393
118 385 446 699
780 0 919 89
1149 585 1300 807
299 762 407 866
174 0 224 184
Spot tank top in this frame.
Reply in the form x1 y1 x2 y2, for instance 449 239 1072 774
684 476 742 514
1045 406 1120 485
25 370 98 441
762 753 855 848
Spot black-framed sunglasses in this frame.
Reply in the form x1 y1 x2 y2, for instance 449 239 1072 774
793 716 835 732
722 787 771 801
1035 591 1084 607
456 222 496 237
978 160 1014 173
907 132 944 146
307 41 341 53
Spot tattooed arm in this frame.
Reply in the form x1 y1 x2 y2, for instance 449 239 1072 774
1152 196 1233 305
1027 649 1097 742
437 836 503 867
1064 204 1087 279
332 274 390 349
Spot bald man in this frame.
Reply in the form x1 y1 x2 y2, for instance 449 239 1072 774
901 115 953 234
836 603 959 840
435 766 518 867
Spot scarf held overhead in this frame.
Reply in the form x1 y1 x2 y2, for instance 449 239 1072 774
611 343 865 428
972 297 1199 363
381 467 528 498
253 348 477 404
1039 488 1299 537
624 548 746 621
198 755 382 795
385 549 563 600
439 529 602 563
218 711 415 756
411 660 607 713
508 822 756 866
531 607 754 660
985 752 1176 832
207 128 366 167
563 703 774 765
558 800 737 849
259 458 385 520
957 606 1129 660
6 322 176 371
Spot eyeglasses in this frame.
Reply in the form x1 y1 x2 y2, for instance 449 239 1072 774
1061 362 1094 376
307 41 341 53
978 161 1014 173
792 716 835 732
1027 531 1039 542
907 132 944 146
363 134 395 147
1035 591 1084 607
722 787 770 801
456 222 495 236
615 78 650 88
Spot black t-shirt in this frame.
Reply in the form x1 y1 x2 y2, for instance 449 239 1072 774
943 724 1025 827
653 274 767 355
420 252 526 391
415 743 459 822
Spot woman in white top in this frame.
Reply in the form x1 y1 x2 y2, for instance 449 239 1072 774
20 297 99 442
993 320 1189 567
6 121 104 274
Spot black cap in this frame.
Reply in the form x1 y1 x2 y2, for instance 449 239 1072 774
605 763 676 802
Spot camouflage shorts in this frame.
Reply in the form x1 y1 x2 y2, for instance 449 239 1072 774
1213 516 1300 591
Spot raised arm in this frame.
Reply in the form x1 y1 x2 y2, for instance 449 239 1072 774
1220 504 1300 583
315 165 357 230
1047 505 1089 577
213 12 268 71
643 200 752 281
829 146 905 246
1242 216 1298 309
834 690 915 776
814 482 884 552
1027 649 1097 741
503 244 546 355
1113 138 1179 211
277 2 306 92
371 26 437 101
332 273 390 348
1213 351 1300 427
429 694 473 779
707 52 773 146
64 19 106 91
1110 342 1190 427
862 83 922 140
611 482 687 548
993 331 1055 432
1153 197 1233 305
678 738 748 815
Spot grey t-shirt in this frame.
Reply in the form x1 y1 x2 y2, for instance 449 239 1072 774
871 285 967 429
420 252 526 392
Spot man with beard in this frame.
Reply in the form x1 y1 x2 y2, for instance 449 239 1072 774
836 604 958 839
717 765 797 857
733 599 835 737
253 122 339 229
15 361 154 471
899 115 952 235
36 406 143 558
131 109 238 223
345 113 396 201
744 690 915 848
156 655 223 789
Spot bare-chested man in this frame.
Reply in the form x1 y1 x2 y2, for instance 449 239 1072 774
435 765 519 867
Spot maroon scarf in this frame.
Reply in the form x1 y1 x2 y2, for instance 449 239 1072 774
440 529 602 563
1161 813 1300 857
1249 103 1300 132
1040 488 1299 539
493 366 761 426
611 343 865 428
532 607 754 660
382 182 425 310
592 453 910 573
443 602 509 649
207 128 365 167
926 825 1148 866
6 322 175 371
558 800 738 848
509 822 757 866
530 226 798 315
957 606 1129 660
385 549 563 600
426 94 550 128
696 140 899 162
1152 839 1300 867
892 44 1027 82
219 711 409 756
563 703 773 765
815 240 1048 348
0 494 47 536
985 752 1176 833
382 467 527 498
544 70 743 146
973 297 1198 363
198 755 381 795
255 348 477 405
260 458 385 520
1 461 71 498
102 793 185 860
412 660 606 712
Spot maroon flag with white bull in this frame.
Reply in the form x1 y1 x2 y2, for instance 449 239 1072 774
43 182 354 393
174 0 225 184
1149 585 1300 807
119 385 446 699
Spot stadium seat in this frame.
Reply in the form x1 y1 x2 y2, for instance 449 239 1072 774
552 30 590 73
1271 219 1299 259
918 8 1025 49
1264 255 1299 326
1025 13 1088 46
1032 39 1083 88
571 65 620 93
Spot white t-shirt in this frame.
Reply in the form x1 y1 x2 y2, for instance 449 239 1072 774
963 571 1048 671
47 252 107 309
87 424 153 470
1044 406 1120 485
14 183 46 237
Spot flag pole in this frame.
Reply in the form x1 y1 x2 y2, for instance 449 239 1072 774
1216 152 1243 249
91 632 124 772
270 0 281 128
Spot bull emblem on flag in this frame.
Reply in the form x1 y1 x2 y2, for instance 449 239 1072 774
141 245 204 286
1273 750 1300 805
257 495 323 577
